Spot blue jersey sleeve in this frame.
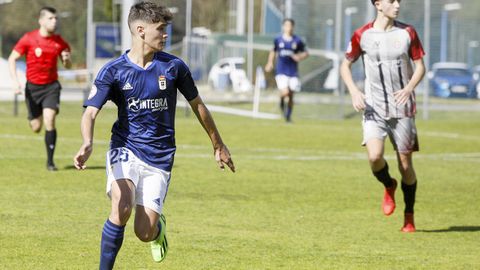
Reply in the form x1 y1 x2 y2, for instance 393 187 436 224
84 65 115 109
175 59 199 101
273 37 279 52
296 37 307 53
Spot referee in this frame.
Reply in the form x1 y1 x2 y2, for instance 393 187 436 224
8 6 71 171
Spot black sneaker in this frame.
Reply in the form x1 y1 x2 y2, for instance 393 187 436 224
47 164 58 171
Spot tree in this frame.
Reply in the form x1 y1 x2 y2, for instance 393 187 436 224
0 0 115 66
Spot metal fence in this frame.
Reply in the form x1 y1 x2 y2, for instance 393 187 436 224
268 0 480 67
180 0 480 120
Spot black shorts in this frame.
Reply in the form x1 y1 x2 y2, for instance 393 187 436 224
25 81 62 120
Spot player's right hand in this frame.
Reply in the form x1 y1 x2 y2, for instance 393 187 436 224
74 143 93 170
351 91 366 112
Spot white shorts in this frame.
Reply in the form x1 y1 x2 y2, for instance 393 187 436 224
106 147 171 214
275 74 301 92
362 110 419 154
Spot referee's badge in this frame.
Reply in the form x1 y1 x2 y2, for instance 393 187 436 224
158 75 167 90
35 47 42 57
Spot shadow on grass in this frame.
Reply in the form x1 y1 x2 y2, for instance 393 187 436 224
417 226 480 233
63 165 106 170
344 111 359 119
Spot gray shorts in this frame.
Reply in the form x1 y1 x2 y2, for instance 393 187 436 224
362 108 419 154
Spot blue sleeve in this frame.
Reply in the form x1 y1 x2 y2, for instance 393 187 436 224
84 66 115 109
296 37 307 53
273 38 279 52
175 59 199 101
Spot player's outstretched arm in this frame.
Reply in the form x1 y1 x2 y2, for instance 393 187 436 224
340 58 366 112
8 50 23 95
188 96 235 172
292 51 309 62
73 106 100 170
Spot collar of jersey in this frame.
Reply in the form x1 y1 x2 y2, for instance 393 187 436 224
123 50 156 71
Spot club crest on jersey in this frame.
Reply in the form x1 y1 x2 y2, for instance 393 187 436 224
158 75 167 90
393 40 402 49
292 42 297 50
35 47 42 57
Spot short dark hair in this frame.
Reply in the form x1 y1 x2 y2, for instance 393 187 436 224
39 6 56 18
128 1 173 29
371 0 377 5
283 18 295 26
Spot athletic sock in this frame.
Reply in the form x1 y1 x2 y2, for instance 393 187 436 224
279 98 285 112
285 106 292 121
45 129 57 166
401 181 417 214
373 162 394 188
99 219 125 270
153 220 162 241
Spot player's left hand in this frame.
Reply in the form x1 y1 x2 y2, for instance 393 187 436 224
291 54 301 62
394 88 413 106
215 144 235 172
61 50 71 61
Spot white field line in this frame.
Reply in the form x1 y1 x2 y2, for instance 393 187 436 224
175 152 480 162
1 133 479 162
177 102 281 119
422 131 480 141
3 153 479 163
0 133 111 145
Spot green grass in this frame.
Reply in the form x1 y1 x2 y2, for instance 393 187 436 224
0 100 479 269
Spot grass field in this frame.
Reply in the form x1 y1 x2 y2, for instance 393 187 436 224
1 100 479 269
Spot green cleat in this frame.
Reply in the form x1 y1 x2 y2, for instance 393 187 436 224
151 214 168 263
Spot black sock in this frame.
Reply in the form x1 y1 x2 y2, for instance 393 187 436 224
373 162 394 188
280 98 285 112
402 181 417 214
45 129 57 166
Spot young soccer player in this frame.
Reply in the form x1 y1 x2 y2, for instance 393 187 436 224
340 0 425 232
265 18 308 122
73 2 235 269
8 6 71 171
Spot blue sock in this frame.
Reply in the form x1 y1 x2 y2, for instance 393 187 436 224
99 219 125 270
285 107 292 121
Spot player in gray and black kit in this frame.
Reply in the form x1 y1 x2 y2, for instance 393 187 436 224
340 0 425 232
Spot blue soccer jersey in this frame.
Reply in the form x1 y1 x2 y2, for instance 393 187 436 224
85 51 199 171
273 35 306 77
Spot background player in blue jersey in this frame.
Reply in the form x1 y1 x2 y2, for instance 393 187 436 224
73 2 235 269
265 18 308 122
